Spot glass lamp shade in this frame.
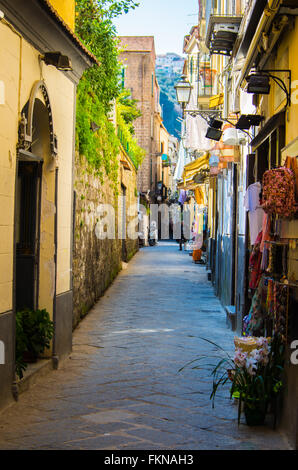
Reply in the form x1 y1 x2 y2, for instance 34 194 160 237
175 75 192 105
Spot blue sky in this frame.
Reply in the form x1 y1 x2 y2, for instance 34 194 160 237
113 0 199 56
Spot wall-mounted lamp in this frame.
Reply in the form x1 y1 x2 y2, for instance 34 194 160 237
205 117 223 141
235 114 264 130
246 74 270 94
245 69 291 106
40 52 72 71
174 75 192 116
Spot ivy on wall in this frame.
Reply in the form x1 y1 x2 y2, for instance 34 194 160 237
75 0 144 187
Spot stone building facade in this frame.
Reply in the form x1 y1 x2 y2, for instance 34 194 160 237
118 36 163 198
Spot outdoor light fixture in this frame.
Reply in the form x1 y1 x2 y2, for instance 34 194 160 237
209 118 223 129
246 69 291 106
206 127 223 141
246 74 271 94
41 52 72 71
205 117 223 141
174 75 192 114
236 114 264 130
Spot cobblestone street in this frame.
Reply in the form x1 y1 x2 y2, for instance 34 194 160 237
0 242 291 450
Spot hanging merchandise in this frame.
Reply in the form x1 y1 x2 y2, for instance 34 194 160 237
248 231 263 289
273 282 289 343
178 190 188 205
244 276 267 337
262 167 298 218
285 156 298 198
244 182 265 245
194 186 204 205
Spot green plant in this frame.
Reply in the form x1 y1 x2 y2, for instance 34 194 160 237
15 313 27 379
179 335 285 426
15 309 54 379
75 0 144 190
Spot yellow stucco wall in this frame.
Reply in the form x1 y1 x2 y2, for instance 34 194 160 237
49 0 75 31
263 17 298 148
0 23 19 314
0 20 75 317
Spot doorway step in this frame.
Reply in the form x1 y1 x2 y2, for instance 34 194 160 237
16 359 53 396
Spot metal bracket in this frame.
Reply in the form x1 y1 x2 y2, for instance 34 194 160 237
258 69 292 106
184 109 222 123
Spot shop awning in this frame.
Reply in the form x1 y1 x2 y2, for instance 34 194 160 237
209 93 224 109
181 153 210 184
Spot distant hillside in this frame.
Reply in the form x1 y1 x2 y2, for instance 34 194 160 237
156 53 184 139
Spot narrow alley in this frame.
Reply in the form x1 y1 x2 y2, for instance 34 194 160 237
0 243 290 450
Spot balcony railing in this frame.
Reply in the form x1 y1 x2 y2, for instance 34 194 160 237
206 15 242 56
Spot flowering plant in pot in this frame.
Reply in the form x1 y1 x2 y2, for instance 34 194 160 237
210 336 285 426
179 335 285 427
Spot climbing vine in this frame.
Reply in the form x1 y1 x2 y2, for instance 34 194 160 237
75 0 144 187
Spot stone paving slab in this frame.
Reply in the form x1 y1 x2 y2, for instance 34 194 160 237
0 241 292 450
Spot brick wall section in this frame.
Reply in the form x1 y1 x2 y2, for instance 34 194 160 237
118 36 160 194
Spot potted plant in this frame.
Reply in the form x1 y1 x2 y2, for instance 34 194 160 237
180 335 285 427
15 313 28 379
15 308 54 378
211 335 285 426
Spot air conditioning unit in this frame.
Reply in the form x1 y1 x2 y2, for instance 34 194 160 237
222 128 247 146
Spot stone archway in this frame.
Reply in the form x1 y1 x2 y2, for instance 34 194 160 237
18 80 58 159
15 80 58 328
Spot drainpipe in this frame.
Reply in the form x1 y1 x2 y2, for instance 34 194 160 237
235 0 282 91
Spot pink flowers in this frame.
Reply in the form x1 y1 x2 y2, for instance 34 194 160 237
234 337 270 376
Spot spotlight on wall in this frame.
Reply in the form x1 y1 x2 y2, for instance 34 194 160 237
41 52 72 71
235 114 264 130
205 118 223 141
209 118 223 129
246 74 270 94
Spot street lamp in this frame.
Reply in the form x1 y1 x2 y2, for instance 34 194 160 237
174 75 192 116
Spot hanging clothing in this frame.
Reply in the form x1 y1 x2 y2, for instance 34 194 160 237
194 186 204 205
245 276 268 337
248 231 263 289
184 82 212 153
248 209 265 247
173 143 185 181
285 156 298 198
244 182 265 245
244 182 262 212
178 190 188 205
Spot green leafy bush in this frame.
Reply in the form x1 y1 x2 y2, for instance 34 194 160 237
75 0 144 186
15 309 54 379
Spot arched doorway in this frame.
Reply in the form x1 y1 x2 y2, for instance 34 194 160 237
15 81 57 320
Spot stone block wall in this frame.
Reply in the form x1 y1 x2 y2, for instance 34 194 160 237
72 152 138 329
